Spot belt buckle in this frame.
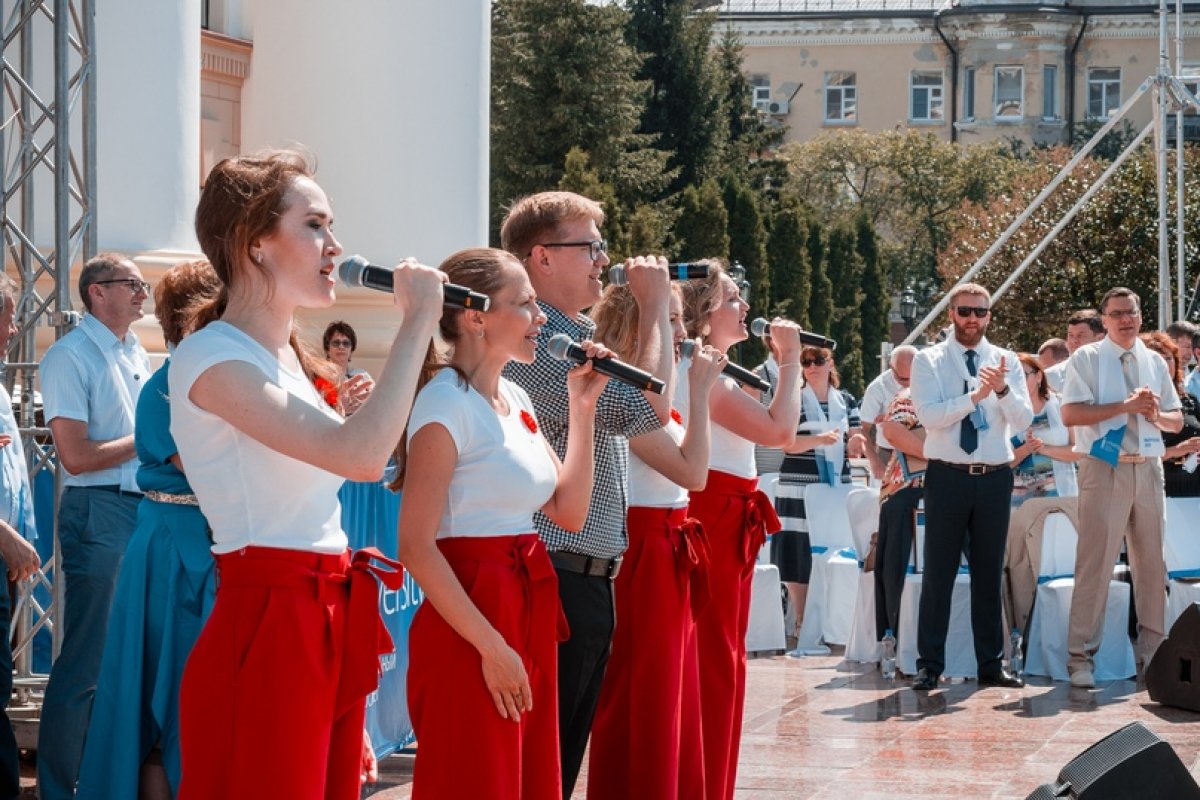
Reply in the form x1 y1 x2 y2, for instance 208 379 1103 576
968 464 986 476
607 557 622 580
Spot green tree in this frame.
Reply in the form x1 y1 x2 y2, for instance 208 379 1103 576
807 219 833 336
724 177 770 364
766 202 811 326
856 212 888 381
674 179 730 261
558 147 630 257
711 25 786 190
626 0 726 194
826 223 865 397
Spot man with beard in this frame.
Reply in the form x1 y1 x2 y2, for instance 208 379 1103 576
1061 287 1180 688
909 283 1032 691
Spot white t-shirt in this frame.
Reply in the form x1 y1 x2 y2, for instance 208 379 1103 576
169 322 347 555
628 418 689 508
407 369 557 538
677 365 756 479
860 369 901 450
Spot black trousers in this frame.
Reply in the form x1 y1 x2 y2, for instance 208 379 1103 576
917 461 1013 677
875 485 923 644
0 563 16 800
555 568 615 798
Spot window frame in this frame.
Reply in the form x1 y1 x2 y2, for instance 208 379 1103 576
750 73 772 112
1086 67 1122 120
994 65 1024 120
963 66 976 121
824 71 858 125
910 70 945 123
1042 64 1059 121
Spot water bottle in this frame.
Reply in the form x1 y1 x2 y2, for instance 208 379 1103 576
880 629 897 680
1009 627 1024 679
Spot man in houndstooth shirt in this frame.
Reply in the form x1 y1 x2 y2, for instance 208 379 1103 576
501 191 673 796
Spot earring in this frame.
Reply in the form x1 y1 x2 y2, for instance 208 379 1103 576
252 252 262 265
477 328 485 339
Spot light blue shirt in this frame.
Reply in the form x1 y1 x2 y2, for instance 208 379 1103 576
1186 366 1200 403
0 382 36 540
41 314 150 491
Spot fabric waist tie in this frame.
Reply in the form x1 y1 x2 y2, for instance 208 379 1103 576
700 470 782 563
214 545 405 715
436 533 567 677
628 505 711 617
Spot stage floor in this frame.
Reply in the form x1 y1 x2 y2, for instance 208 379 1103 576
367 648 1200 799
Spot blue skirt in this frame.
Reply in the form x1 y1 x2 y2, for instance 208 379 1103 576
74 498 214 800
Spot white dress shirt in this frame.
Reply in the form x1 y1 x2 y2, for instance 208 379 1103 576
1044 360 1068 393
41 314 150 491
860 369 901 450
911 336 1033 465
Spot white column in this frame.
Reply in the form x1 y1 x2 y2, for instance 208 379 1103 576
95 0 202 253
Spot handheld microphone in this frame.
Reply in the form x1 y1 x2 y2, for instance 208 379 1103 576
338 255 491 311
608 262 712 286
547 334 665 395
750 317 837 351
679 341 771 392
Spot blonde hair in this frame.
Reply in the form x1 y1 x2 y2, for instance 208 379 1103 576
677 258 727 340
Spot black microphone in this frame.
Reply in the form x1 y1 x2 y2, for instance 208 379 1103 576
679 341 771 392
608 262 712 286
750 317 837 351
338 255 491 311
546 334 665 395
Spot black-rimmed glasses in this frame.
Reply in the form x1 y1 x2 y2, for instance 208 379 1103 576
95 278 151 294
537 239 607 261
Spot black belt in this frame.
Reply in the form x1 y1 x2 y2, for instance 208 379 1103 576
550 550 622 580
72 484 143 498
932 460 1010 476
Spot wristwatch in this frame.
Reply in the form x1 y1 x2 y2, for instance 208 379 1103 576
995 385 1010 398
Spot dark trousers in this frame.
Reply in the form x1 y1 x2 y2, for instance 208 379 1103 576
917 461 1013 677
555 568 615 799
0 562 17 800
875 485 923 644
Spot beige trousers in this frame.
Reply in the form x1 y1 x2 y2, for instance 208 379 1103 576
1004 495 1081 634
1066 457 1167 674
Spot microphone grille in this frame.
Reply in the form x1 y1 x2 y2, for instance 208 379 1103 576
337 255 370 287
546 333 573 361
679 340 695 360
607 265 627 287
750 317 769 337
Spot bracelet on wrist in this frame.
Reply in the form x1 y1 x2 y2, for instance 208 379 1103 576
996 386 1010 398
778 361 801 368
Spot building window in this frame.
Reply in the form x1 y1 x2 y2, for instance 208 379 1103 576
994 66 1023 119
1043 65 1058 120
824 72 857 123
910 71 944 122
1087 68 1121 119
963 66 976 120
750 74 771 111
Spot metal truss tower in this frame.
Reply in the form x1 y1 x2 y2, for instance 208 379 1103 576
0 0 95 698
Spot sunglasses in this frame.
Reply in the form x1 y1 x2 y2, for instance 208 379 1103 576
801 356 828 367
955 306 990 318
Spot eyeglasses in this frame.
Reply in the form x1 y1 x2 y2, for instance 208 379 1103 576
801 356 828 367
328 339 353 349
954 306 990 318
1104 309 1141 320
537 239 607 261
95 278 150 294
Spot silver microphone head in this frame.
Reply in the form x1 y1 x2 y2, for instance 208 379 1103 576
678 340 695 360
337 255 371 287
607 265 628 287
546 333 574 361
750 317 770 338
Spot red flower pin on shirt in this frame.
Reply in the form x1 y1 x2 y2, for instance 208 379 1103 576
520 409 538 434
670 408 683 426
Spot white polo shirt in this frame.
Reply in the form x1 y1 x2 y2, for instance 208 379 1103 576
41 314 150 491
860 369 902 450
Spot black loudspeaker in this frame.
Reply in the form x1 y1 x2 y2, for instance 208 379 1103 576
1024 722 1200 799
1147 601 1200 713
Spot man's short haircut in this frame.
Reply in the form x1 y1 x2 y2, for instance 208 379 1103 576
0 274 16 315
889 344 918 366
1066 308 1105 335
1165 320 1198 340
78 252 130 312
1098 287 1140 315
947 282 991 307
1038 338 1069 361
499 192 605 262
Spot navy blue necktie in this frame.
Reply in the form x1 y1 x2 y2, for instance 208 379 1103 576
960 349 978 454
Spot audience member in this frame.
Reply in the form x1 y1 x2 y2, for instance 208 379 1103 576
858 346 915 481
1187 331 1200 401
1037 338 1069 371
1061 287 1181 688
319 320 374 415
1046 310 1105 392
76 259 221 800
910 283 1032 691
38 253 153 800
875 387 924 651
499 191 673 796
1141 332 1200 497
1164 320 1198 374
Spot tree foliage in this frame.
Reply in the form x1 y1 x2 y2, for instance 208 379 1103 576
766 202 811 326
826 223 865 396
806 219 834 336
724 176 770 364
675 179 729 261
856 211 888 381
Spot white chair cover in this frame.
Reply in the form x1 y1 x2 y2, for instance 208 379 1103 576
756 473 780 565
844 488 882 662
896 572 977 677
746 563 786 653
1023 513 1136 682
1165 497 1200 629
793 483 859 647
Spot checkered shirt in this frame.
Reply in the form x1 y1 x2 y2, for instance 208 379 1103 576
503 302 663 558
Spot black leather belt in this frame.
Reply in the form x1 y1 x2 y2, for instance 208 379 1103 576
72 484 143 498
550 550 622 580
932 460 1010 476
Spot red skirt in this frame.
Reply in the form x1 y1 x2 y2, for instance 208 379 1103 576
588 505 709 799
178 545 402 800
687 470 780 800
408 534 567 800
